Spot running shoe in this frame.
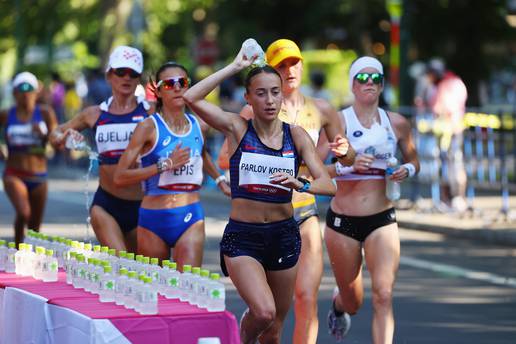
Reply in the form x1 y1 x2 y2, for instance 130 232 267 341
328 287 351 342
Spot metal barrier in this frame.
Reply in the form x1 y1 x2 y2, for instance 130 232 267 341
397 106 516 220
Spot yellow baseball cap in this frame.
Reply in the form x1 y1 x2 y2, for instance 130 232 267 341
265 39 303 68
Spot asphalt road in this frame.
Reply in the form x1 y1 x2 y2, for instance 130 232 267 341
1 180 516 343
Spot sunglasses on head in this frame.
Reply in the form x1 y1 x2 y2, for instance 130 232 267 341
354 72 384 85
16 83 35 93
156 77 190 90
111 68 140 79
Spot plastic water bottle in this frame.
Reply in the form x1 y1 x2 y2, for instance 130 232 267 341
92 259 103 294
124 271 138 309
385 157 401 201
0 240 8 271
65 134 90 151
75 254 87 289
241 38 266 67
207 273 225 312
134 274 146 313
190 267 202 306
6 242 17 273
33 246 46 280
115 268 129 306
180 265 193 302
14 243 25 275
99 265 116 303
139 276 158 315
42 249 58 282
65 251 77 284
165 262 181 299
198 269 211 309
149 257 161 285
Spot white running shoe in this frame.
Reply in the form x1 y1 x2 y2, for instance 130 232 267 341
328 287 351 342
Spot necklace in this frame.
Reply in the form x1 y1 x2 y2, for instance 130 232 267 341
163 113 189 135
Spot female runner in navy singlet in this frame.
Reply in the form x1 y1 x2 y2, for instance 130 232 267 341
183 46 346 344
1 72 58 244
50 46 151 252
114 61 230 266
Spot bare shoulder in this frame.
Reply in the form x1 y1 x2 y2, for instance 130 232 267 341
312 97 334 116
386 110 411 133
289 123 311 142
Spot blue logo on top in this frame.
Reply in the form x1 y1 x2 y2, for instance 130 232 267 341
353 130 363 137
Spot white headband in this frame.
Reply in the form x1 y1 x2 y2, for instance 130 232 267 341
349 56 384 90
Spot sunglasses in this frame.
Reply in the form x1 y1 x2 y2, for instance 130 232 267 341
156 77 190 90
354 72 384 85
16 83 35 93
111 68 140 79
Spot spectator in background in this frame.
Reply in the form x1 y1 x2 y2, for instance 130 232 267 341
306 70 331 102
85 68 112 106
427 58 468 213
50 72 66 123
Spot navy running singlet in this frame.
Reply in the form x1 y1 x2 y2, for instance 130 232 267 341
230 120 300 204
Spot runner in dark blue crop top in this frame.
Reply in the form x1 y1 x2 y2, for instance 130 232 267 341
1 71 58 245
183 46 342 344
113 61 230 268
50 46 152 253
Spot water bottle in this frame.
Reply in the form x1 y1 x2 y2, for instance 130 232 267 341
241 38 266 67
198 269 211 309
139 276 158 315
124 271 138 309
190 267 202 306
180 265 193 302
33 246 46 280
92 259 104 294
42 249 58 282
6 242 17 273
99 265 116 303
65 134 89 151
149 257 161 284
385 157 401 201
115 268 129 306
207 273 225 312
65 251 77 284
165 262 181 299
0 240 8 271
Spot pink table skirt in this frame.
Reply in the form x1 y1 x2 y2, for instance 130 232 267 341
0 271 240 344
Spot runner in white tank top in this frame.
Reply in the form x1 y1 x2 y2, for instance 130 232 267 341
325 56 420 343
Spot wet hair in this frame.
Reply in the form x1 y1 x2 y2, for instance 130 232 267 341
151 61 189 112
244 65 282 93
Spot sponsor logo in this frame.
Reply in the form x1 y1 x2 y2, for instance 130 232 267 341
353 130 363 137
184 212 192 222
243 144 257 151
162 136 171 146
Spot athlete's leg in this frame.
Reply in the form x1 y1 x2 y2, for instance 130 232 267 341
293 216 323 344
224 255 276 344
27 181 48 232
90 205 127 251
3 175 31 245
259 264 299 344
363 223 399 344
123 229 137 254
137 226 170 261
173 220 205 268
324 226 364 314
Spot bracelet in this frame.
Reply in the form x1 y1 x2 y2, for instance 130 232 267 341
215 175 227 185
335 162 354 176
157 158 173 174
402 163 416 177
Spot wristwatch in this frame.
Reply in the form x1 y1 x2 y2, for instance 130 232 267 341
296 177 311 193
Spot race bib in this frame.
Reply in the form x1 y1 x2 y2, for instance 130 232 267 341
239 152 295 193
96 123 137 154
158 155 203 191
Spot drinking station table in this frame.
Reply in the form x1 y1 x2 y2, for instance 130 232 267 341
0 271 240 344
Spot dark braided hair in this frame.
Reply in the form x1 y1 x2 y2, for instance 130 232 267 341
244 65 282 93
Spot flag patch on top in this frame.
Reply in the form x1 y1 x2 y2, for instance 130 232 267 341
282 150 294 158
132 115 145 122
